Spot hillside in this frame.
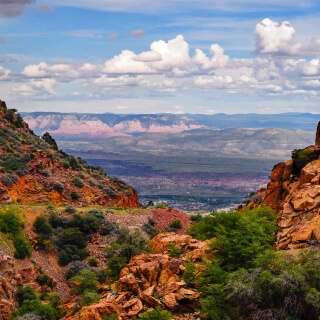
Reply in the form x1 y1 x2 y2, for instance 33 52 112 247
0 101 139 207
1 102 320 319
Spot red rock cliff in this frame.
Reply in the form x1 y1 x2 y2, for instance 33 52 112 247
262 124 320 249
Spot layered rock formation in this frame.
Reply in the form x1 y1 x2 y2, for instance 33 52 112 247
68 233 210 320
23 113 205 139
262 121 320 249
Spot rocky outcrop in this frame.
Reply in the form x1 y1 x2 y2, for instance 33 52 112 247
316 121 320 145
262 125 320 249
0 250 42 320
69 233 210 320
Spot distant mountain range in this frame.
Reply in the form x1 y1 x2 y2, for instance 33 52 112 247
22 112 320 138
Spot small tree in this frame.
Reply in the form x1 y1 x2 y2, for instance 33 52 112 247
41 132 58 150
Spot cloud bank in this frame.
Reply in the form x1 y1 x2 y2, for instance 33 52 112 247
2 18 320 113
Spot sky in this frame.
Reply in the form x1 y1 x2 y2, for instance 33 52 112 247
0 1 320 114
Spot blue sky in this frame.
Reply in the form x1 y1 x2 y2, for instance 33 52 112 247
0 0 320 114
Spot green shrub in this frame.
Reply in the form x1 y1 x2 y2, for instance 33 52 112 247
88 257 99 267
142 223 158 238
41 132 58 150
167 242 184 257
154 201 168 209
48 211 61 228
14 234 32 259
182 261 196 285
210 207 277 270
0 154 27 171
190 213 202 222
69 157 81 170
292 147 319 176
13 299 59 320
58 250 69 266
72 177 84 188
81 290 99 306
71 192 80 200
33 215 53 238
65 261 89 280
70 269 98 295
97 269 109 284
105 256 127 280
0 206 24 235
69 213 100 234
36 273 53 288
169 219 182 230
16 285 37 306
57 228 87 249
136 306 172 320
105 226 148 266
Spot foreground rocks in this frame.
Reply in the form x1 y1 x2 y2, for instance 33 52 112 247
68 233 211 320
0 251 49 320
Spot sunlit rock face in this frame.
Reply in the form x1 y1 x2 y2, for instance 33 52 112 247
262 123 320 249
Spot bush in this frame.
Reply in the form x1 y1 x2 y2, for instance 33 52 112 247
69 157 81 170
0 206 24 235
1 173 19 186
65 261 90 280
88 257 99 267
210 207 277 270
69 213 100 234
14 234 32 259
154 201 168 209
137 306 172 320
33 215 53 238
36 273 53 288
13 299 59 320
16 285 37 306
81 290 100 306
103 186 116 197
57 228 87 249
53 182 64 193
70 269 98 295
169 219 182 230
58 250 69 266
48 211 62 228
182 261 196 285
142 223 158 238
167 242 184 257
65 204 76 214
0 154 27 171
292 147 320 176
71 192 80 200
105 227 148 264
72 177 84 188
